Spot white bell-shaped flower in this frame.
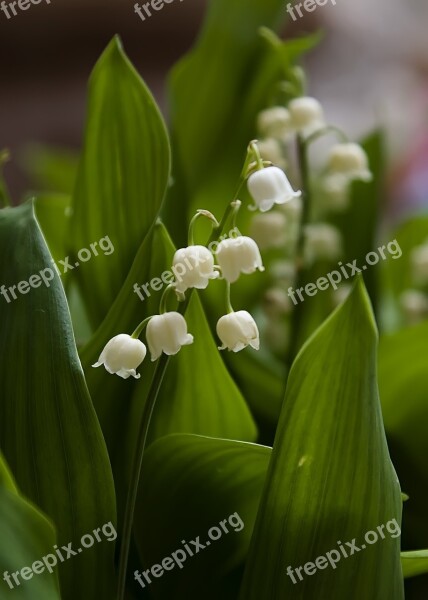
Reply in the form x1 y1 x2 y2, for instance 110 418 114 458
172 245 218 293
92 334 147 379
304 223 342 264
216 236 264 283
411 241 428 285
257 107 293 141
247 166 301 212
327 143 372 182
250 212 287 250
217 311 260 353
146 312 194 361
288 96 325 138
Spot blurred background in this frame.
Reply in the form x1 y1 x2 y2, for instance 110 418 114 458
0 0 428 217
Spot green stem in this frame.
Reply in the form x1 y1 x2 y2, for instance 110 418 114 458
159 284 176 315
116 351 170 600
131 317 152 339
287 135 312 364
188 210 219 246
116 184 243 599
225 281 234 314
304 125 348 147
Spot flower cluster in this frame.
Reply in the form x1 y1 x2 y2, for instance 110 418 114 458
93 143 302 379
93 90 375 377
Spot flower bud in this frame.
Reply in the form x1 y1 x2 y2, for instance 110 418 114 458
327 143 372 182
288 96 325 137
249 212 287 250
217 311 260 353
92 334 147 379
257 139 287 170
247 166 301 213
216 236 264 283
411 241 428 285
304 223 342 264
172 245 218 293
146 312 194 361
257 107 293 141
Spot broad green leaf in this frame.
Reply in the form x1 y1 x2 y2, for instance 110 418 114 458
0 203 116 600
80 222 257 521
168 0 286 190
134 434 270 599
34 193 72 266
379 321 428 550
240 279 404 599
401 550 428 579
0 455 61 600
71 36 171 327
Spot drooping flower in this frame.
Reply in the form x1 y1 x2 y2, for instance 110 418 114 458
146 312 194 361
249 211 287 250
304 223 342 264
172 245 218 293
247 166 301 212
217 311 260 352
216 236 264 283
288 96 325 138
257 106 293 141
327 143 372 182
92 334 147 379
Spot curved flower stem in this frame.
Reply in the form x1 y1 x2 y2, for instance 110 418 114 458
248 140 264 171
286 135 312 365
304 125 348 147
188 210 219 246
159 284 177 315
131 317 152 340
116 177 246 600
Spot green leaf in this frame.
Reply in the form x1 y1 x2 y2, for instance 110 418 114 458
0 203 116 600
34 193 72 265
134 434 270 599
0 455 61 600
379 321 428 550
401 550 428 579
239 278 404 599
70 36 171 327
